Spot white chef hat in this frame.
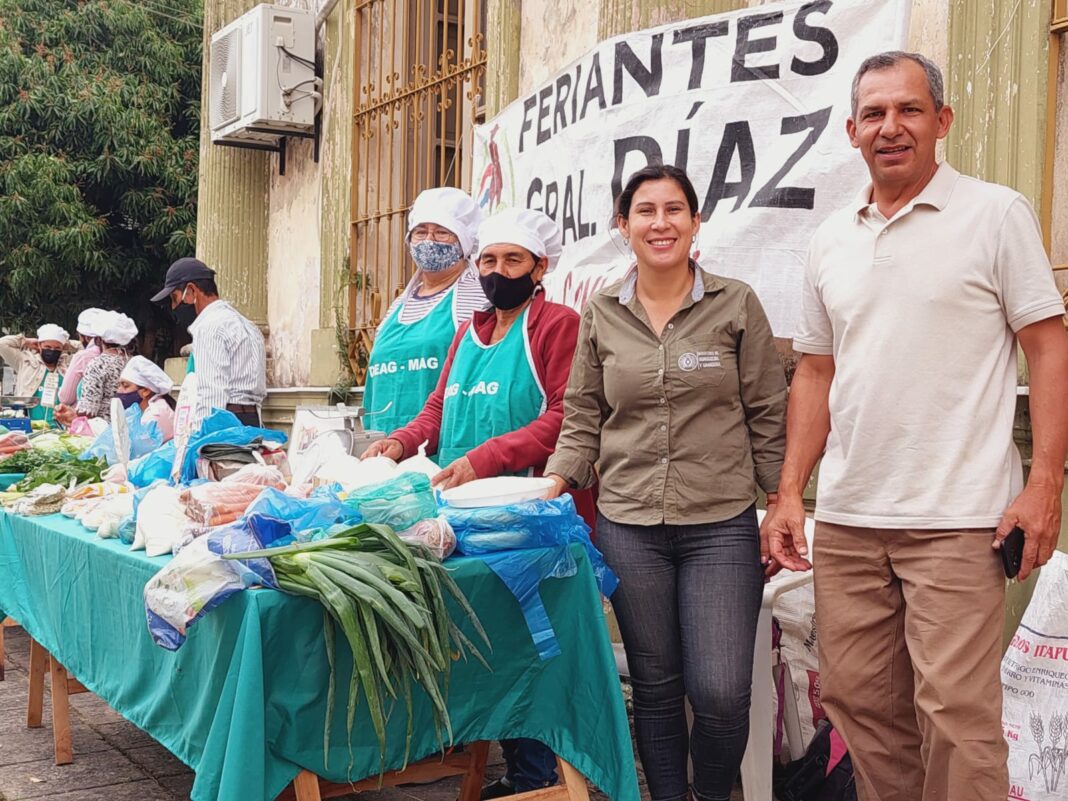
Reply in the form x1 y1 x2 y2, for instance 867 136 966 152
120 356 173 396
407 187 483 257
36 324 70 344
475 208 564 272
76 308 107 338
99 312 138 346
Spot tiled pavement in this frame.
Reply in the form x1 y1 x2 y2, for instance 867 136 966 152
0 625 742 801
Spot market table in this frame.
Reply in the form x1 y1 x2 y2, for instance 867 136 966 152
0 510 638 801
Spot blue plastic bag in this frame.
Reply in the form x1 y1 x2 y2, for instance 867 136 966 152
177 409 287 484
443 496 618 660
128 440 177 488
244 486 363 535
144 513 293 650
80 404 165 466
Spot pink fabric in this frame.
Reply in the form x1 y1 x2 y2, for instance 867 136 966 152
827 729 849 776
57 343 101 406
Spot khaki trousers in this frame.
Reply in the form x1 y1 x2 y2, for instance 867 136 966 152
813 523 1008 801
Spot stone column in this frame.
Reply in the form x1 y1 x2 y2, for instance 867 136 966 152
485 0 523 116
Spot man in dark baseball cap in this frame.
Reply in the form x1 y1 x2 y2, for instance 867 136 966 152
150 257 216 302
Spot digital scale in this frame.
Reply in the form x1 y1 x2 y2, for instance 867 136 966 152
288 402 390 485
0 395 40 433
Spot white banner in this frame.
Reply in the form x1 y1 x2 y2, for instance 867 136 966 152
472 0 911 337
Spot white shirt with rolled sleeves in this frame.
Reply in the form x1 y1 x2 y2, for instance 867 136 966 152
794 162 1065 529
187 300 267 422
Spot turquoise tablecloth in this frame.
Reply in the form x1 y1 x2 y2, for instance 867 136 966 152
0 511 638 801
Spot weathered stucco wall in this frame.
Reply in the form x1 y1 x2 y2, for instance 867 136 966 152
267 137 322 387
518 2 600 97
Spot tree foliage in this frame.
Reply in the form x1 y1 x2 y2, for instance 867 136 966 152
0 0 202 354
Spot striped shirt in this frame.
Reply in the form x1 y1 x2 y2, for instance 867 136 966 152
188 300 267 421
385 267 488 326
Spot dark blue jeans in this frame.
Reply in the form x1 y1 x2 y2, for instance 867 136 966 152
597 507 763 801
502 738 557 791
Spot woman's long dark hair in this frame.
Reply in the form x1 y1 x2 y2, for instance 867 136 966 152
614 163 700 220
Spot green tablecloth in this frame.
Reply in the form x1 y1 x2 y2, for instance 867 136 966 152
0 511 638 801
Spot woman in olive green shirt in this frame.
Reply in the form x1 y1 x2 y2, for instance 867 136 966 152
546 164 787 801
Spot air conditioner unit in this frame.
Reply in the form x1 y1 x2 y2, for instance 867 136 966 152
209 4 316 146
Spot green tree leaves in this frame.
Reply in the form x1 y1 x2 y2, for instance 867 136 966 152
0 0 202 355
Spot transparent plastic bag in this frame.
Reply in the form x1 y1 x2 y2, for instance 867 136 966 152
346 471 437 531
178 480 278 527
397 515 456 559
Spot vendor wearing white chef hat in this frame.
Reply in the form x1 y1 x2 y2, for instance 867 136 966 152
115 356 176 442
0 322 77 426
363 206 591 797
362 187 487 435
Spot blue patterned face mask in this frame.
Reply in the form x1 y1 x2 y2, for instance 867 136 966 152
410 240 464 273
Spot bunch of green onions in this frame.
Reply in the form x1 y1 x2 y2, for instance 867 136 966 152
225 522 489 773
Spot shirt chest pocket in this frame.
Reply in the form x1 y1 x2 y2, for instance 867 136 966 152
669 336 730 388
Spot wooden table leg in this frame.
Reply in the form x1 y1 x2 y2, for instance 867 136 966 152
49 655 73 765
292 770 323 801
26 637 48 728
458 741 491 801
556 758 590 801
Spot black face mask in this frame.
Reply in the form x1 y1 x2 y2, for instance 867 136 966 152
172 301 197 331
479 271 536 311
40 348 62 367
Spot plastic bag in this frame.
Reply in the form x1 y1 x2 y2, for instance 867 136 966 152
346 471 437 531
80 403 164 466
221 463 287 486
1001 551 1068 800
128 440 177 488
315 454 397 491
443 495 618 661
244 486 362 535
398 515 456 559
145 514 292 650
178 480 279 527
176 409 286 484
396 441 439 481
133 485 187 557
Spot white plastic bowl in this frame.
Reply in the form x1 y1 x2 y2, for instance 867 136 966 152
439 476 555 508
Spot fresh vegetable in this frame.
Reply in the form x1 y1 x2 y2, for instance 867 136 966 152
12 457 107 492
225 522 489 776
0 448 63 474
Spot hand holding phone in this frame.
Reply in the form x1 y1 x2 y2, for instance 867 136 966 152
998 526 1026 579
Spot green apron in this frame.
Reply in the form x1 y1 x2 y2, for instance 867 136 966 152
30 370 60 425
438 305 545 472
363 285 459 435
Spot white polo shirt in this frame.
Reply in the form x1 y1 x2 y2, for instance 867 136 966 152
795 163 1065 528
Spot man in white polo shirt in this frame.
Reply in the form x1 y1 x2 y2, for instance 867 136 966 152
763 51 1068 800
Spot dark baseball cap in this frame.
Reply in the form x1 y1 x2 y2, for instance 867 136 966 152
151 257 216 303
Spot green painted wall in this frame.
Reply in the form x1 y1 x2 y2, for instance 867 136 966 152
599 0 748 39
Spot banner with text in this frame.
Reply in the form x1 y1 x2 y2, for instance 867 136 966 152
472 0 911 337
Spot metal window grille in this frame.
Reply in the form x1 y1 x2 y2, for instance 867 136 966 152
347 0 486 382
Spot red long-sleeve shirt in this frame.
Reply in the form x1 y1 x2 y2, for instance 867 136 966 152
391 292 579 476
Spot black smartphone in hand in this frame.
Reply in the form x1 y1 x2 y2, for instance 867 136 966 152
1000 526 1025 579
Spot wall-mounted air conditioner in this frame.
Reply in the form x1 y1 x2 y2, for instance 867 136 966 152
209 4 316 146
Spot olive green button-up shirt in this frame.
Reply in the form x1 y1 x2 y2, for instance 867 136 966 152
545 267 787 526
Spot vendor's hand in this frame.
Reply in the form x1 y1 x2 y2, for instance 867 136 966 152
762 492 811 574
544 474 568 499
23 338 39 352
432 456 477 490
360 437 403 461
995 482 1062 581
53 404 75 427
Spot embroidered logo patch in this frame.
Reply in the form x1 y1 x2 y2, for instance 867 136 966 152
678 351 722 371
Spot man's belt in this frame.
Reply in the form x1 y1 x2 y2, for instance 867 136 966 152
225 403 259 414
